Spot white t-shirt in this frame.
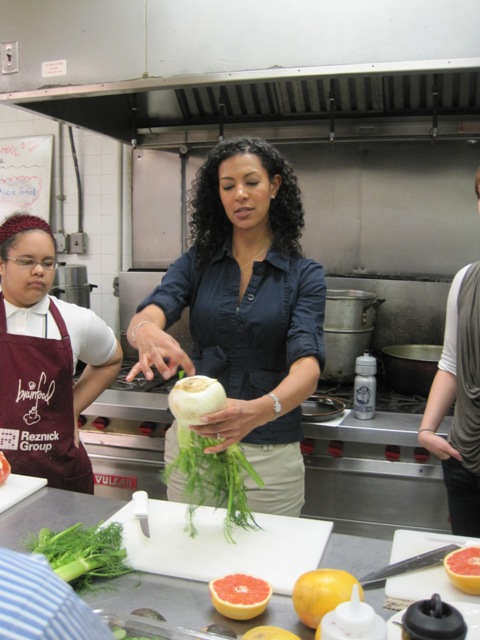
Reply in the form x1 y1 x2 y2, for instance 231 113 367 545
3 295 117 369
438 264 471 377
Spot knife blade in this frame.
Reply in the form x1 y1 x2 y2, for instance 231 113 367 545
359 543 461 587
132 490 150 538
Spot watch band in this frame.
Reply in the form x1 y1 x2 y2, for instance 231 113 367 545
267 392 282 418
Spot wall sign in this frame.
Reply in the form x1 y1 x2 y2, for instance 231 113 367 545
0 135 53 221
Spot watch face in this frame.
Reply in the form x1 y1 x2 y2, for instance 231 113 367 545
269 393 281 414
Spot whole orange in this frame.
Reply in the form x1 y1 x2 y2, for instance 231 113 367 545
292 568 363 629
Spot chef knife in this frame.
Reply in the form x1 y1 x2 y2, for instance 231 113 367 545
132 490 150 538
359 543 461 587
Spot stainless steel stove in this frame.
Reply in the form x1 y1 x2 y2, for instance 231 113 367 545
110 362 177 394
315 379 453 415
79 364 454 539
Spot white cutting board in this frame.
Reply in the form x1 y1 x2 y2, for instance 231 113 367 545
104 499 333 595
0 474 47 514
386 529 480 604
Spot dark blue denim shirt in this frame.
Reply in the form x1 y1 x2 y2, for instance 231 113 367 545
138 243 326 444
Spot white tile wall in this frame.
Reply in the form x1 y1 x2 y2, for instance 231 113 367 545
0 103 132 335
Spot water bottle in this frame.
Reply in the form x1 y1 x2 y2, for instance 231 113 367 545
353 352 376 420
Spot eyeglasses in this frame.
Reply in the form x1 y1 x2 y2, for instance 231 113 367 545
4 257 58 271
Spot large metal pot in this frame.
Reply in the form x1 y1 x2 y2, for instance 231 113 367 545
322 289 385 383
324 289 384 331
51 264 97 309
381 344 442 397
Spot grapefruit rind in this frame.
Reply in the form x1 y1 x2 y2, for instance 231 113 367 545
208 573 273 621
444 546 480 595
0 451 11 486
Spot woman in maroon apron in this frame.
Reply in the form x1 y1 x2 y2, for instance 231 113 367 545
0 213 122 493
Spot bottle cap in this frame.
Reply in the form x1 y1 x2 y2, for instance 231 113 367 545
333 585 375 632
402 593 467 640
355 352 377 375
320 585 387 639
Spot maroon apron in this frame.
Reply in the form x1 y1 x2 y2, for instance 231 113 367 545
0 293 93 493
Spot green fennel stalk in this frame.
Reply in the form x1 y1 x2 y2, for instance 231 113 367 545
163 421 265 543
24 521 132 593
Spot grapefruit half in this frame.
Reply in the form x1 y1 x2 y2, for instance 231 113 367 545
209 573 273 620
444 546 480 595
0 452 10 486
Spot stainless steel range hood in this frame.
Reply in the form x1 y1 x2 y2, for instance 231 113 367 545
3 59 480 147
1 1 479 148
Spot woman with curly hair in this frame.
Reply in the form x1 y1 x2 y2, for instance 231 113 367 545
127 136 326 516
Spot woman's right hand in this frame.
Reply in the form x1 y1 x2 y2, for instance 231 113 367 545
126 319 195 382
418 430 462 462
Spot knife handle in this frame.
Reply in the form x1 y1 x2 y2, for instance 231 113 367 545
132 490 149 516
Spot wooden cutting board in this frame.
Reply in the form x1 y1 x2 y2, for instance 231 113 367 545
0 474 47 514
386 529 480 604
104 499 333 595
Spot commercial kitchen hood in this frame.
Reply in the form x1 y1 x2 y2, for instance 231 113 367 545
1 1 479 148
2 59 480 148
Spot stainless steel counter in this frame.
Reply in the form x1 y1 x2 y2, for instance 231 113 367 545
82 389 451 444
0 488 394 639
82 389 173 423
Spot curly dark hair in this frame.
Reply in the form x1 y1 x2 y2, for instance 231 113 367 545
188 137 305 265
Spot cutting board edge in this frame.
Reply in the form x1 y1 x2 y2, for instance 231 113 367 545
105 500 334 595
0 474 48 514
385 528 480 605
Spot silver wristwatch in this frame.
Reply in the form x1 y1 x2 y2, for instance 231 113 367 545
268 393 282 417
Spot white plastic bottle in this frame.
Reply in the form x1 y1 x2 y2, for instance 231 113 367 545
353 352 377 420
320 584 387 640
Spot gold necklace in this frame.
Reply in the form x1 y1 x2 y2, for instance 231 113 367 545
239 242 273 270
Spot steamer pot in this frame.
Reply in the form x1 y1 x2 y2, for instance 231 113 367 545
324 289 384 331
381 344 442 397
51 264 97 309
322 289 385 383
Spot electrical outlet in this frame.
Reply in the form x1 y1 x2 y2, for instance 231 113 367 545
1 41 18 74
70 232 87 254
54 233 69 254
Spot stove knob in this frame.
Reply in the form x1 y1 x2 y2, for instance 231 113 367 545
414 447 430 462
328 440 344 457
139 421 155 435
385 444 400 462
92 416 110 431
300 438 315 455
77 415 87 429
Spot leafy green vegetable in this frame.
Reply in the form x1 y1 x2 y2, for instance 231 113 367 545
164 426 264 543
24 521 132 592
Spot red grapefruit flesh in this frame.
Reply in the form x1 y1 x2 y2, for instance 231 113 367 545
444 546 480 595
208 573 273 620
